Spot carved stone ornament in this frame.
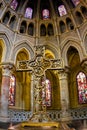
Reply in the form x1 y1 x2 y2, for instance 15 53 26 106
1 63 14 76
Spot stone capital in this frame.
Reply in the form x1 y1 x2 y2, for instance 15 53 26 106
58 67 70 79
0 62 15 76
81 59 87 72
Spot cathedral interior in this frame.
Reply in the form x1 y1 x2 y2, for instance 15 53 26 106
0 0 87 130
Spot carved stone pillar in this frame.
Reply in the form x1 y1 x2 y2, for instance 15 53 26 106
58 70 71 122
0 63 14 122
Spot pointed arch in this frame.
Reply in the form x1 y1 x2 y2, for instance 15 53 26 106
61 40 85 66
67 46 80 68
44 43 61 59
40 24 46 36
11 41 34 63
59 21 66 33
45 49 55 59
75 11 84 25
0 33 12 62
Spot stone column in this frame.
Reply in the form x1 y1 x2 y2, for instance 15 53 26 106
58 70 71 122
0 5 8 20
0 63 13 122
35 0 40 46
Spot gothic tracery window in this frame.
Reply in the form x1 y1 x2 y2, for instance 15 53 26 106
9 75 16 106
58 5 67 17
77 72 87 104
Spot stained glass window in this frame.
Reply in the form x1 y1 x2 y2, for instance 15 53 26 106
71 0 80 6
58 5 67 16
42 9 50 20
77 72 87 104
10 0 18 10
9 75 16 106
24 7 33 19
42 79 51 107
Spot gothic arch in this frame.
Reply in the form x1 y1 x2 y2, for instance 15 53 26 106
11 42 34 63
0 33 12 62
44 42 61 59
61 40 85 66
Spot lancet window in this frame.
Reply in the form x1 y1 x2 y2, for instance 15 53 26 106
9 75 16 106
77 72 87 104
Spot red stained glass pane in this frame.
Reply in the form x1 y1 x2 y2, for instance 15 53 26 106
9 75 16 106
77 72 87 104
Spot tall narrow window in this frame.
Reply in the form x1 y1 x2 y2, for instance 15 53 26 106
58 5 67 16
77 72 87 104
40 24 46 36
9 75 16 106
10 0 18 10
47 24 54 36
24 7 33 19
42 9 50 20
3 11 11 24
9 15 16 29
71 0 80 6
28 23 34 36
42 79 51 107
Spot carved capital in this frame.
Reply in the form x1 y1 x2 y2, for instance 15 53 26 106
0 62 15 76
81 59 87 72
58 69 68 80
